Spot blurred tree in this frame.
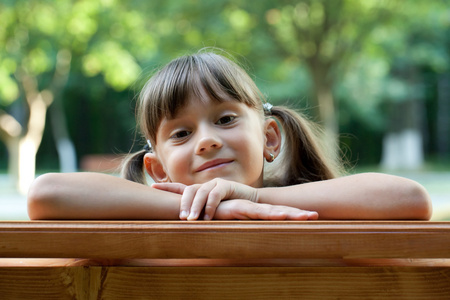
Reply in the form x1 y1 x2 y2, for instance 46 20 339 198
0 0 143 192
369 1 450 169
254 0 404 155
1 0 449 192
236 0 449 168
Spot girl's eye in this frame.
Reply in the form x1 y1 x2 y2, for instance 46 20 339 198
216 115 235 125
170 130 191 139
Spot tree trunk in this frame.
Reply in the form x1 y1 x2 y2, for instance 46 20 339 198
309 65 339 160
6 138 19 183
2 132 43 195
49 49 77 173
1 71 53 194
0 111 22 181
0 98 49 194
316 81 338 138
17 91 51 194
381 66 425 171
1 50 73 193
381 99 424 171
436 72 450 158
49 99 77 173
16 136 39 194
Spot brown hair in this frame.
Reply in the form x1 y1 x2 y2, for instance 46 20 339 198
121 50 342 185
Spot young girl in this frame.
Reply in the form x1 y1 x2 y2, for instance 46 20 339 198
27 50 432 221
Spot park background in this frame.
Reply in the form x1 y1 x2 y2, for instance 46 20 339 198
1 0 449 220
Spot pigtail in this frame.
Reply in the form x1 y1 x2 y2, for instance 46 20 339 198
268 105 343 186
120 149 148 185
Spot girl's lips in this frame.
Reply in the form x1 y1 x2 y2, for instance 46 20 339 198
195 159 234 172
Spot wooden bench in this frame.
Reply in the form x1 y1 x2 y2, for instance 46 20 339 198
1 221 449 299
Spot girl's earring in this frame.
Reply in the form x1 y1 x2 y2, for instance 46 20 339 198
267 153 275 163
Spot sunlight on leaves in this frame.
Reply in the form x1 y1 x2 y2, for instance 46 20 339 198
228 9 251 30
24 48 52 74
82 54 102 77
34 4 58 35
82 41 141 91
0 70 19 105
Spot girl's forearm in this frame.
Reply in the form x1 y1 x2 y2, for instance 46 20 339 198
257 173 432 220
27 173 181 220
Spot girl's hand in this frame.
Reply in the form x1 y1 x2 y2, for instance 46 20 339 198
214 200 319 220
152 179 258 221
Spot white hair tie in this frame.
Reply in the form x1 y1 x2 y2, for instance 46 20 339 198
144 139 153 152
263 103 273 115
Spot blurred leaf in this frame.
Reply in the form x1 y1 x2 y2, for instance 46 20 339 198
0 70 19 105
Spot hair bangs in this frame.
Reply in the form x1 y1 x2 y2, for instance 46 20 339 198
196 53 260 109
139 51 264 144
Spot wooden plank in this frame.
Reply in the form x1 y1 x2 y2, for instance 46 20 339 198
1 266 449 300
2 258 450 267
1 221 450 260
1 221 450 299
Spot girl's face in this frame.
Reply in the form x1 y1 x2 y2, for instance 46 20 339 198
149 92 269 188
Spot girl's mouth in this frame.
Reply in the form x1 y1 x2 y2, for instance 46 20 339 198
195 159 234 172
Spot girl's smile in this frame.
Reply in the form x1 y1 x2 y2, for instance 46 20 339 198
195 158 235 173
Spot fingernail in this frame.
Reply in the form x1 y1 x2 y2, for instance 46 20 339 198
180 211 189 219
187 212 198 221
203 214 210 221
308 212 317 219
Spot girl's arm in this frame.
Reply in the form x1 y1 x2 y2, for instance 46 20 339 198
27 172 181 220
258 173 432 220
153 173 432 220
27 172 316 220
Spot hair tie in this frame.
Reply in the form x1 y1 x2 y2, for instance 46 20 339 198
263 103 273 115
143 139 153 152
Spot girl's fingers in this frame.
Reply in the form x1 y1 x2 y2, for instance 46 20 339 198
188 181 225 221
264 205 318 220
215 200 319 221
165 179 258 221
151 183 187 194
201 188 225 221
204 183 228 221
306 211 319 220
264 207 318 220
181 185 200 220
153 182 319 221
151 183 195 220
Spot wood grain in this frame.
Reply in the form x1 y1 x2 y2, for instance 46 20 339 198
1 266 449 299
1 221 450 259
1 221 450 299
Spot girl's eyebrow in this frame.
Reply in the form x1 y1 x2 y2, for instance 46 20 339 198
160 117 186 132
157 118 185 139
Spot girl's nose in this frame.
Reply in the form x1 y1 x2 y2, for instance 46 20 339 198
195 127 222 154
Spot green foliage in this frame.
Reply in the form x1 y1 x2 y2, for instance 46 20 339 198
82 41 141 91
0 66 19 104
0 0 448 169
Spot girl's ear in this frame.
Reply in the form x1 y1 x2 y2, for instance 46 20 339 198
144 153 170 183
263 118 281 162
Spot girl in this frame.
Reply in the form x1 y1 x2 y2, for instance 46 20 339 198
27 50 432 221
